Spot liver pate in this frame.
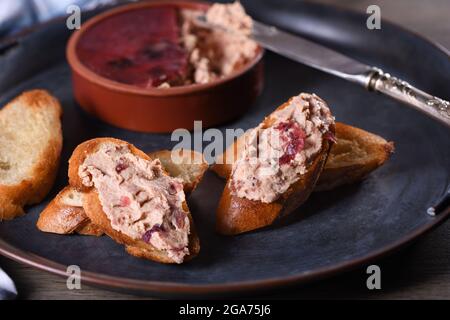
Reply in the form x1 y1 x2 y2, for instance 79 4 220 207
181 2 258 84
230 93 335 203
79 143 190 263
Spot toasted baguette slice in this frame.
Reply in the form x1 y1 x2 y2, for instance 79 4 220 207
147 149 208 193
314 122 394 191
216 95 335 235
211 131 248 179
68 138 200 264
36 186 103 236
0 90 63 220
37 149 207 236
212 122 394 191
76 220 104 236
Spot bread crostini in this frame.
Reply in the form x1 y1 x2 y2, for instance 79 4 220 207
216 93 335 235
68 138 200 264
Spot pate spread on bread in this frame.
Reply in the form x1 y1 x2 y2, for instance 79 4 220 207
38 149 208 247
78 142 191 263
216 93 336 235
212 122 394 193
230 93 334 203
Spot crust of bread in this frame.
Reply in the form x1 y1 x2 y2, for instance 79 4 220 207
211 131 248 180
36 186 103 236
212 122 394 192
0 90 63 220
314 122 394 191
36 186 88 234
75 221 104 236
68 138 200 263
147 149 208 193
216 99 335 235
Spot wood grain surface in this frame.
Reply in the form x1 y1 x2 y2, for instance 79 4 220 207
1 0 449 299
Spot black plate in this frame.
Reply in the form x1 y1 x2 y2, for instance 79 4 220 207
0 0 449 296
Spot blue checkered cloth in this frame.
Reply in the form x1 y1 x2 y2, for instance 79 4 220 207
0 0 122 37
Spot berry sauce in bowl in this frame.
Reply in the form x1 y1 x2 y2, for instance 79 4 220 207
66 1 264 132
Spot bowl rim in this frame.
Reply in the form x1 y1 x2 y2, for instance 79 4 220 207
66 0 264 97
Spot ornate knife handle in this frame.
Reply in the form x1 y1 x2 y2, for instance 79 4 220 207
367 68 450 128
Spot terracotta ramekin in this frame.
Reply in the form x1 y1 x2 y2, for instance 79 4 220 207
66 0 264 133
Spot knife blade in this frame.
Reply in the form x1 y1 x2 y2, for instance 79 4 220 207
252 21 373 87
250 20 450 128
195 16 450 128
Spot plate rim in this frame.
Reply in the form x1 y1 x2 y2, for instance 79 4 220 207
1 210 449 294
0 1 449 296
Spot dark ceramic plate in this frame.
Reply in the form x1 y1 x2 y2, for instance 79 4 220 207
0 0 449 297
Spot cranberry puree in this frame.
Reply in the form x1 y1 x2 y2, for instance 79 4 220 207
76 7 189 88
275 121 306 165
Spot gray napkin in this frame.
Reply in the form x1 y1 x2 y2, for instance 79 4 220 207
0 0 124 37
0 267 17 300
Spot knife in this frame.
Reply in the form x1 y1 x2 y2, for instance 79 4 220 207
197 17 450 127
253 21 450 127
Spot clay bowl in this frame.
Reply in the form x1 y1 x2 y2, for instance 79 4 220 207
66 0 264 133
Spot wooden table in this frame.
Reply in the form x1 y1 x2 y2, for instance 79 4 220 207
1 0 449 299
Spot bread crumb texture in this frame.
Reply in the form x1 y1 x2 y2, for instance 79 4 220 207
0 90 63 220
